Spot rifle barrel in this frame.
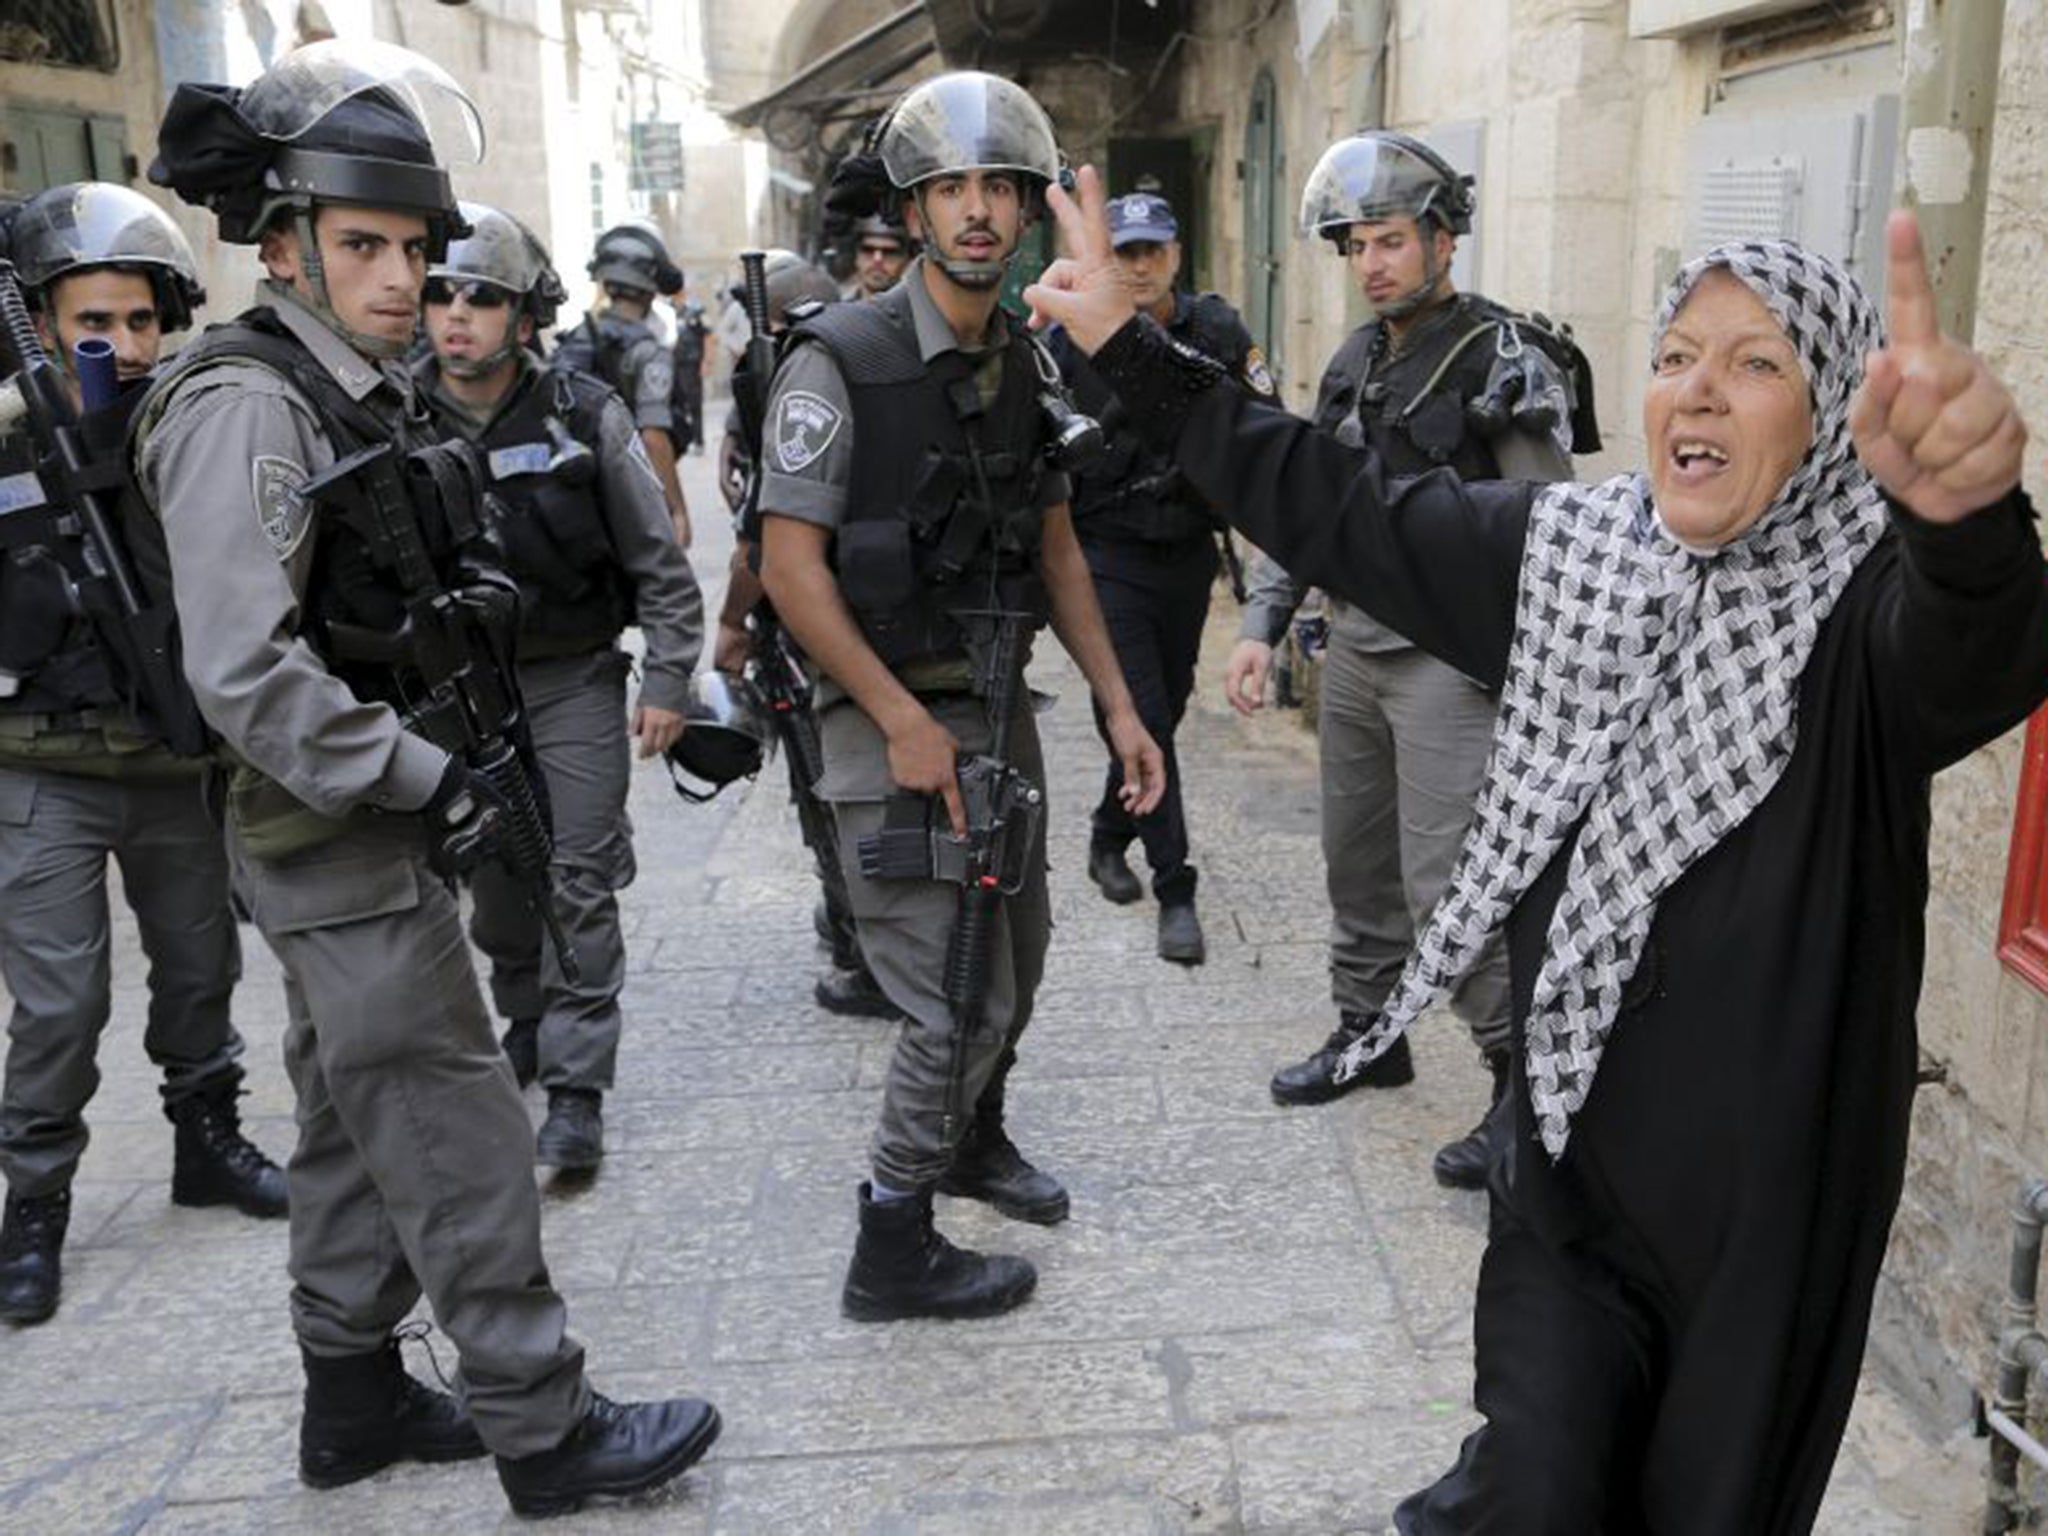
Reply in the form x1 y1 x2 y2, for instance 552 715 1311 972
74 338 118 413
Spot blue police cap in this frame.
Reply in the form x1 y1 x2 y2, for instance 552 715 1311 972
1107 193 1178 247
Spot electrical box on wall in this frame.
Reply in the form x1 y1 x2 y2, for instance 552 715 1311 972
1683 95 1898 281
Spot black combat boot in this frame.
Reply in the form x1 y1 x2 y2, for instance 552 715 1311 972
1269 1012 1415 1106
170 1088 289 1217
536 1088 604 1169
1431 1049 1513 1191
299 1338 487 1489
0 1188 69 1325
502 1018 539 1089
937 1115 1069 1225
1155 867 1205 966
1086 839 1143 905
841 1183 1038 1321
496 1392 721 1518
814 966 906 1020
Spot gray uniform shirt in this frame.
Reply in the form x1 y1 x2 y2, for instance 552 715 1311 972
137 282 449 816
599 314 675 437
417 355 705 714
758 256 1070 531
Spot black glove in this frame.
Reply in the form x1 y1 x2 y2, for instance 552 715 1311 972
823 154 892 223
421 754 509 878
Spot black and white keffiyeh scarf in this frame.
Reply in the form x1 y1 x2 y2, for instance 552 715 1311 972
1333 239 1890 1160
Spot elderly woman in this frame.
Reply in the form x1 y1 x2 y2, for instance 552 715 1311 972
1029 174 2045 1533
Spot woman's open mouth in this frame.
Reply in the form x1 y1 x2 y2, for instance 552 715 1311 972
1668 439 1731 483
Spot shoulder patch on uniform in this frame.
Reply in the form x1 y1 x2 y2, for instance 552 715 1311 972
641 357 674 397
624 430 665 493
771 389 844 474
1243 346 1276 398
252 454 312 560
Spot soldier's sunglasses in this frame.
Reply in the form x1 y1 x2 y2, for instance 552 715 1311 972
423 278 512 309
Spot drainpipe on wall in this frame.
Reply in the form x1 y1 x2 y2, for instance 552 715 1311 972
1344 0 1390 131
1340 0 1392 330
1983 1178 2048 1532
1898 0 2006 345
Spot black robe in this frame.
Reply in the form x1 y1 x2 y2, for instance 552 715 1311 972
1158 365 2048 1531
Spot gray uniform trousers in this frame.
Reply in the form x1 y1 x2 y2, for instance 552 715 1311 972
819 694 1051 1192
1319 612 1512 1053
230 819 589 1457
468 649 635 1090
0 758 245 1198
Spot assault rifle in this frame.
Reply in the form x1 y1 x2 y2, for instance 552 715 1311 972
729 249 859 950
0 259 211 752
748 610 859 955
856 608 1044 1148
303 438 581 985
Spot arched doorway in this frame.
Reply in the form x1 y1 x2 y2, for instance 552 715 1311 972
1242 68 1285 385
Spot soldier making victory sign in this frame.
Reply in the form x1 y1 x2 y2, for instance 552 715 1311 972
1029 161 2043 1535
137 40 719 1515
0 183 288 1329
415 202 704 1173
757 72 1168 1323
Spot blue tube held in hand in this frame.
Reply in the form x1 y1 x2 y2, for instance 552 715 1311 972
73 336 118 413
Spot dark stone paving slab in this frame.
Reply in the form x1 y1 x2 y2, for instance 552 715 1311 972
0 446 1969 1531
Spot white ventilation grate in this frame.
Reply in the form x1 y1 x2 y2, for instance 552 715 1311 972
1692 159 1803 249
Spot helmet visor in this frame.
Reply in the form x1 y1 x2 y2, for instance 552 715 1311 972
1298 136 1449 238
880 73 1060 189
238 39 484 168
13 183 199 291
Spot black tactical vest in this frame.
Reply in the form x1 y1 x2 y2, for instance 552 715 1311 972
550 316 614 388
0 382 197 739
1316 294 1599 477
0 425 106 713
785 300 1051 671
554 314 646 404
149 307 499 717
464 366 630 653
1063 293 1242 546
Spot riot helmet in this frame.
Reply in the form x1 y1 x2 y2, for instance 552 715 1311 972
875 71 1060 290
1299 130 1474 320
428 201 565 376
1299 131 1474 243
0 192 28 266
150 38 480 357
760 250 840 327
588 220 683 298
850 212 910 249
727 250 838 329
665 671 774 803
10 183 206 333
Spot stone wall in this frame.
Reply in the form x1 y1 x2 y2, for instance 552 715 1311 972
1879 0 2048 1432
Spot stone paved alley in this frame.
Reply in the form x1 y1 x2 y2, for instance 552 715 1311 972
0 443 1989 1532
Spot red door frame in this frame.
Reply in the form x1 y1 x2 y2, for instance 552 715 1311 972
2000 711 2048 992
